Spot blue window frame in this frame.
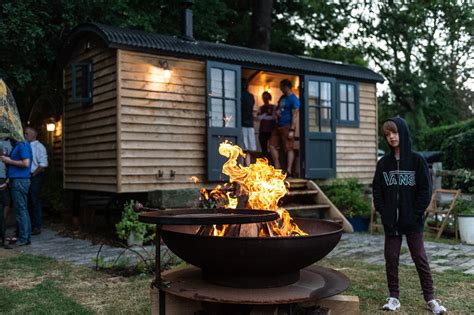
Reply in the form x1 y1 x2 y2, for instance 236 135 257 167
71 62 93 106
207 62 240 128
337 81 359 127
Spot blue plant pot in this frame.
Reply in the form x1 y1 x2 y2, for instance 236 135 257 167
348 217 370 232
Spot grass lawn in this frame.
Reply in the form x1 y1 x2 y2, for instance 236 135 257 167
1 251 473 314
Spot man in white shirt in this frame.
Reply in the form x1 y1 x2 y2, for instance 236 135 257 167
24 127 48 235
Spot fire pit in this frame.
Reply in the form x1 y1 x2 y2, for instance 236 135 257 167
161 218 342 288
138 142 351 314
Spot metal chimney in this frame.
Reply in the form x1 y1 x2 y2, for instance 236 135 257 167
181 0 194 41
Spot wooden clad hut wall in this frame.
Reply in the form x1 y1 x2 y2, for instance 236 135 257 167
63 37 118 192
117 50 206 192
335 82 377 184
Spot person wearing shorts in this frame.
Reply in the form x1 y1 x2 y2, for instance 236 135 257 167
269 79 300 176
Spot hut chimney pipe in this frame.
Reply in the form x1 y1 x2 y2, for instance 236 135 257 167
181 0 194 41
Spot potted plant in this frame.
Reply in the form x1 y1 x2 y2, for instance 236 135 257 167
454 198 474 245
324 178 372 232
116 200 154 246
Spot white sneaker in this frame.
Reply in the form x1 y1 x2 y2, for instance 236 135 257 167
383 297 401 311
426 299 447 314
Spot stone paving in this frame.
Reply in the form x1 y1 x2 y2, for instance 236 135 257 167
327 232 474 275
4 228 173 269
4 228 474 275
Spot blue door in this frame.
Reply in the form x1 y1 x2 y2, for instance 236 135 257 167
302 75 336 179
206 61 242 181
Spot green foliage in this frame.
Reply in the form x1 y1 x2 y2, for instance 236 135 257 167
356 2 473 138
420 118 474 151
454 198 474 216
441 129 474 170
441 169 474 194
1 0 365 122
322 178 371 219
116 200 154 243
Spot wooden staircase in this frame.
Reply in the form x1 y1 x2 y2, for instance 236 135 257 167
283 178 353 232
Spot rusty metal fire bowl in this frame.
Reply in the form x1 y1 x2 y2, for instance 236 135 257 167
161 218 343 288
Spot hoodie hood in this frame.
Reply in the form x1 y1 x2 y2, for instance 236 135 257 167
384 117 412 161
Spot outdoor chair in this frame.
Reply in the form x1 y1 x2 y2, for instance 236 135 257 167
424 189 461 239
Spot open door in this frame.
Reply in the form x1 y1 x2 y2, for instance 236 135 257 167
302 75 336 179
206 61 242 181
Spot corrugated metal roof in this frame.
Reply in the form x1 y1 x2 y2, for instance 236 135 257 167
64 23 384 83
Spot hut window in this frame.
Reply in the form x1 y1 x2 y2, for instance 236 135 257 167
208 65 238 128
71 62 93 106
337 82 359 127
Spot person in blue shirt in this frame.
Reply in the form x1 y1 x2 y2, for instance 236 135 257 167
269 79 300 177
1 139 32 247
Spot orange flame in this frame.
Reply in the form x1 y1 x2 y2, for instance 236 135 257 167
214 141 306 237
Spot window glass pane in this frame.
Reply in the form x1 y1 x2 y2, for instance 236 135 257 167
224 70 236 98
308 82 319 97
224 100 236 128
321 100 331 109
321 82 331 101
340 102 347 120
211 98 223 127
348 84 355 102
339 84 346 102
348 103 355 121
321 108 332 132
309 106 319 132
211 68 222 97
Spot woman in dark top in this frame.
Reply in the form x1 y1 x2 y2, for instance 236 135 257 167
257 91 276 157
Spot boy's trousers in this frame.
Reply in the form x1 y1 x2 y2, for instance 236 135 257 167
384 232 435 302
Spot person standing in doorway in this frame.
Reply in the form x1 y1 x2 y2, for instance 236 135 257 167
241 79 256 166
25 127 48 235
372 117 447 314
269 79 300 177
1 137 32 248
257 91 276 159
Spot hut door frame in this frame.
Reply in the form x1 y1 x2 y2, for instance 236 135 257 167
206 61 242 181
301 75 336 179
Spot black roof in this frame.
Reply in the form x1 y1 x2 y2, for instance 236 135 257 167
63 23 384 83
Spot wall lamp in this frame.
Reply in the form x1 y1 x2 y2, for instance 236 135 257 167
46 120 56 132
159 59 172 81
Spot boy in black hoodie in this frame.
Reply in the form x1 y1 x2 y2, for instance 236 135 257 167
372 117 446 314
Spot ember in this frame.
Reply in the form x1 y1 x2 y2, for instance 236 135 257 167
201 141 306 237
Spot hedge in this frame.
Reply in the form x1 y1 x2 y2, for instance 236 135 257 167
440 129 474 170
421 118 474 151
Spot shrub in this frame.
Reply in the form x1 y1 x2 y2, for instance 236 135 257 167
454 198 474 216
322 178 371 218
440 169 474 194
440 129 474 170
421 118 474 151
116 200 154 243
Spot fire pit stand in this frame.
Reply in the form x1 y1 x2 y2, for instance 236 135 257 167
138 207 280 315
161 264 349 304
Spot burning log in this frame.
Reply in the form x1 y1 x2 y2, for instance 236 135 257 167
195 141 307 238
238 223 259 237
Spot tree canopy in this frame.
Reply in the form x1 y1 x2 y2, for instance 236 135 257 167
0 0 472 141
0 0 363 121
351 1 473 147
